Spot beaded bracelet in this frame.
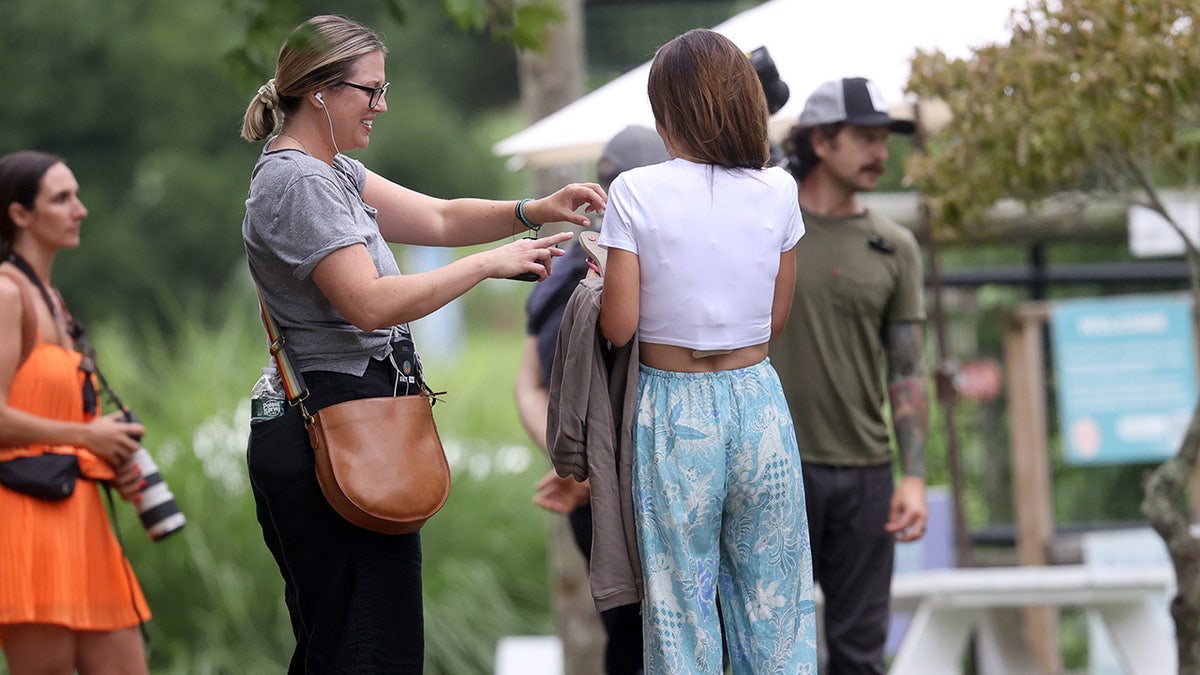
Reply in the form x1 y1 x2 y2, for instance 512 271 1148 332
515 198 540 231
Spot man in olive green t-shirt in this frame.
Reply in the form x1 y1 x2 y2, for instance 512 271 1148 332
774 77 931 675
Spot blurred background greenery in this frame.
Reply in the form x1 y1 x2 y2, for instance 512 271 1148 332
83 291 557 673
0 0 1183 671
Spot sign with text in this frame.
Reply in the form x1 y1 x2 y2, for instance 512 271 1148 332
1050 295 1197 465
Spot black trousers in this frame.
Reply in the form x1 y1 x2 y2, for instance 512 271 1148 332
802 463 895 675
569 503 730 674
566 505 644 675
248 356 424 674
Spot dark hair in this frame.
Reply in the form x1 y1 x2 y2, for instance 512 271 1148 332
781 122 843 182
0 150 64 260
648 29 769 169
241 15 387 141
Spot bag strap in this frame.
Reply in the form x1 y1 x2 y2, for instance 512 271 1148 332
0 267 38 368
255 288 313 423
255 288 444 418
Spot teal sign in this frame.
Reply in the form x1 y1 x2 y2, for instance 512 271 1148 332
1050 295 1197 465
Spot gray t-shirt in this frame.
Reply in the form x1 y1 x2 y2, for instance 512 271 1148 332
243 147 407 376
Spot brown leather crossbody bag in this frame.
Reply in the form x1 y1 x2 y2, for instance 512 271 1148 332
257 291 450 534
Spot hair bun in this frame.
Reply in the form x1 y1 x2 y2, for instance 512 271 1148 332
256 79 278 110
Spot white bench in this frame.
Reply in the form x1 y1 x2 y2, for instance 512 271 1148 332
501 562 1175 675
885 564 1175 675
495 635 563 675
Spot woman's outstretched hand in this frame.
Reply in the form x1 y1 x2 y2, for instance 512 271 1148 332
525 183 607 228
486 231 574 282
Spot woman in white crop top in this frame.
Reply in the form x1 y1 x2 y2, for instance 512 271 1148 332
596 28 817 675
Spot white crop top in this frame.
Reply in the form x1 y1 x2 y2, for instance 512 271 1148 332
598 158 804 351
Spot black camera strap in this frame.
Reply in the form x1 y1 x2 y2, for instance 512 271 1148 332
8 252 69 340
7 253 100 414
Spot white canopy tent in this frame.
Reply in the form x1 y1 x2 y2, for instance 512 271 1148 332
493 0 1026 170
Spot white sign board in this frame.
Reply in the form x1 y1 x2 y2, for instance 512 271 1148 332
1129 199 1200 258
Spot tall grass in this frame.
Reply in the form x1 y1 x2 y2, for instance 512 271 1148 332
1 277 556 674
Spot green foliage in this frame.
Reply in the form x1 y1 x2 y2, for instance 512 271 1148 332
14 278 553 674
221 0 307 90
0 0 256 327
584 0 764 81
907 0 1200 236
420 324 559 674
0 0 531 331
224 0 564 77
443 0 565 52
903 8 1200 618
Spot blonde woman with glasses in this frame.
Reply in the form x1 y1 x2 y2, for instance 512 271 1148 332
240 14 605 672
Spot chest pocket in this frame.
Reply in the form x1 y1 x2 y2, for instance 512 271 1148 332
830 257 897 318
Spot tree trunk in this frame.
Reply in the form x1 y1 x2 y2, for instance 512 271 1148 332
1142 403 1200 674
1142 246 1200 673
516 0 587 197
515 2 603 674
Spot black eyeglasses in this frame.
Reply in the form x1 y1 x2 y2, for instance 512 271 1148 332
340 81 389 108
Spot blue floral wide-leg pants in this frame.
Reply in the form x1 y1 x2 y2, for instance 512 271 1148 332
633 360 817 675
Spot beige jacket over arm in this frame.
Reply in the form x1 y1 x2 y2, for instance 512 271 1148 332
546 278 641 611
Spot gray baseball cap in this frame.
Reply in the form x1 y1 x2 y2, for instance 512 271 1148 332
597 125 670 188
797 77 915 134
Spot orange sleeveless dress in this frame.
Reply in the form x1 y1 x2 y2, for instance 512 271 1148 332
0 339 151 641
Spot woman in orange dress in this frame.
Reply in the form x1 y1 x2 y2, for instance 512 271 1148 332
0 151 151 674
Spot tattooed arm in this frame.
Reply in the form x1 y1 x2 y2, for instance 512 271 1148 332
884 320 930 541
887 321 930 478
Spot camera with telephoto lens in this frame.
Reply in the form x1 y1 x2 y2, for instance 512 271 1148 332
122 411 187 541
748 45 789 114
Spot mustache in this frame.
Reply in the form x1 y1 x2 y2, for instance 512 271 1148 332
861 163 886 174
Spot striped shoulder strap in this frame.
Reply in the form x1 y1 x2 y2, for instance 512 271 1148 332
255 288 308 407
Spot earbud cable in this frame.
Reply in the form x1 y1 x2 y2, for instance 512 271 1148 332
320 95 341 157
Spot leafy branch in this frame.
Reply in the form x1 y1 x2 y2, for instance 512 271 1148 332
220 0 563 89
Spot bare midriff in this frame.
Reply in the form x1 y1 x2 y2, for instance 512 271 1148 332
638 341 768 373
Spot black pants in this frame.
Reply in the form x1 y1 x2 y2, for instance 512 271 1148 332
248 356 424 674
802 463 895 675
567 505 644 675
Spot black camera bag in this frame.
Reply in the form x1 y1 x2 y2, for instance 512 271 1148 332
0 265 82 500
0 453 80 500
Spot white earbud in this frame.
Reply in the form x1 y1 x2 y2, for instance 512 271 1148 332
315 91 340 156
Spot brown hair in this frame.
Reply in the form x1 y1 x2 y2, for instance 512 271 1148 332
647 29 769 169
241 15 387 142
0 150 64 261
782 122 843 182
